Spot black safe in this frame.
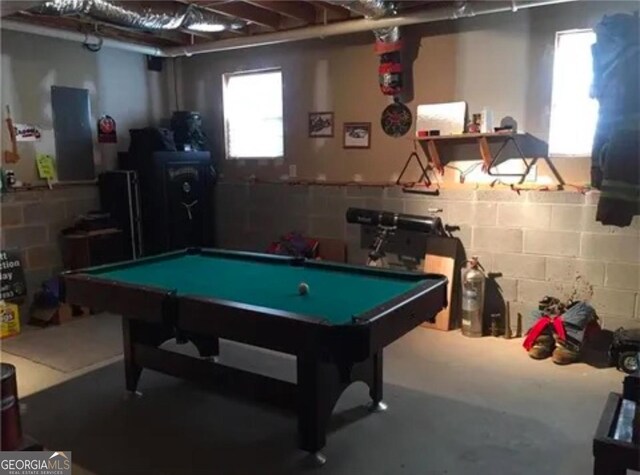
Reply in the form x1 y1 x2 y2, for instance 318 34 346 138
143 151 214 255
119 150 215 256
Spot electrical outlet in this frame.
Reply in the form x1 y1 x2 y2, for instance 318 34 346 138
289 165 297 178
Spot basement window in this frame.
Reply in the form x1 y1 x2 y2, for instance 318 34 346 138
222 68 284 159
548 29 598 157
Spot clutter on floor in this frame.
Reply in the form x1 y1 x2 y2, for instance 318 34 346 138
610 328 640 374
28 278 89 327
523 296 600 365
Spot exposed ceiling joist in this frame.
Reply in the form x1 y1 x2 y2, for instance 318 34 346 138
190 1 282 29
245 1 316 24
4 0 576 55
0 1 46 17
307 1 352 20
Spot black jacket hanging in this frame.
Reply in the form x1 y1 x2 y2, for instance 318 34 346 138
590 12 640 227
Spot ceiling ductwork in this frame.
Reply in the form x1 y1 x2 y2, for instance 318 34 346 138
1 0 582 57
162 0 580 57
324 0 400 46
28 0 245 33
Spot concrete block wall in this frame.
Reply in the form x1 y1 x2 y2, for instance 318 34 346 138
0 186 100 306
215 183 640 330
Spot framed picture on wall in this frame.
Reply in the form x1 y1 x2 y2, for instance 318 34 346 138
308 112 334 138
343 122 371 149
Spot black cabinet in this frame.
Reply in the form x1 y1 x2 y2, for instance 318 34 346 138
98 170 143 260
142 152 214 255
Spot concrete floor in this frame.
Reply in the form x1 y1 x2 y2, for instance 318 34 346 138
0 315 632 475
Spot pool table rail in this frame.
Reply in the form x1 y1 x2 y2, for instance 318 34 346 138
178 294 334 355
177 274 446 361
59 272 177 325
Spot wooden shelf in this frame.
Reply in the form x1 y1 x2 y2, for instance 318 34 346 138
397 131 564 187
412 132 524 142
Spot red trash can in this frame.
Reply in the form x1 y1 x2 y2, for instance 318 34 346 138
1 363 23 450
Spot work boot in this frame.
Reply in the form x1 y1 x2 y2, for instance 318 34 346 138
551 338 580 365
528 334 554 360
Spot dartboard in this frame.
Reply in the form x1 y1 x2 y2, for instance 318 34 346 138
381 101 412 138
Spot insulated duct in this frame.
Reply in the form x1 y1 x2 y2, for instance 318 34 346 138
2 0 581 57
325 1 403 96
164 0 580 57
29 0 244 33
1 19 164 55
324 0 399 45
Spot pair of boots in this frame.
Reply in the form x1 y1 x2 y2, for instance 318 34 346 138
528 333 580 365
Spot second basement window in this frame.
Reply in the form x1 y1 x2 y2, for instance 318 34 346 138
548 29 599 157
222 68 284 159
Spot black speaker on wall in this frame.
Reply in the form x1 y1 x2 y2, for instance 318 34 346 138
146 55 164 72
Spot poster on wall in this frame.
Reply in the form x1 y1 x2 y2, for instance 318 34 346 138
309 112 334 138
13 123 42 141
343 122 371 149
97 115 117 143
0 250 26 301
36 154 56 181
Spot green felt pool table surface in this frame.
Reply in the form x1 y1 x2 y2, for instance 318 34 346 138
88 253 437 325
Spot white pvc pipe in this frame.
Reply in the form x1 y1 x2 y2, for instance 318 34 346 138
1 19 166 56
164 0 581 57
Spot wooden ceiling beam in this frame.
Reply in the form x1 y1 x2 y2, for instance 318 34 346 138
244 1 315 24
0 1 46 17
305 1 351 21
189 1 282 29
398 1 454 12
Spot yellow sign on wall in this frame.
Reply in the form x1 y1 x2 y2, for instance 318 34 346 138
36 153 56 180
0 300 21 339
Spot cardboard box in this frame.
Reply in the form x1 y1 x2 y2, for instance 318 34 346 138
0 301 21 339
316 238 347 263
421 236 461 331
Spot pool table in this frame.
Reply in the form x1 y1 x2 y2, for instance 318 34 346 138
60 248 447 463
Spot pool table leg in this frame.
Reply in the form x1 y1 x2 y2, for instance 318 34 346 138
368 352 387 412
296 351 387 461
122 317 143 394
189 335 220 361
122 317 174 395
297 354 336 459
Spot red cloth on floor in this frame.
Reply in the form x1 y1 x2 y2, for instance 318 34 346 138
523 315 567 351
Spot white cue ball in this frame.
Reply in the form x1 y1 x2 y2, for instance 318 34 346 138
298 282 310 295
